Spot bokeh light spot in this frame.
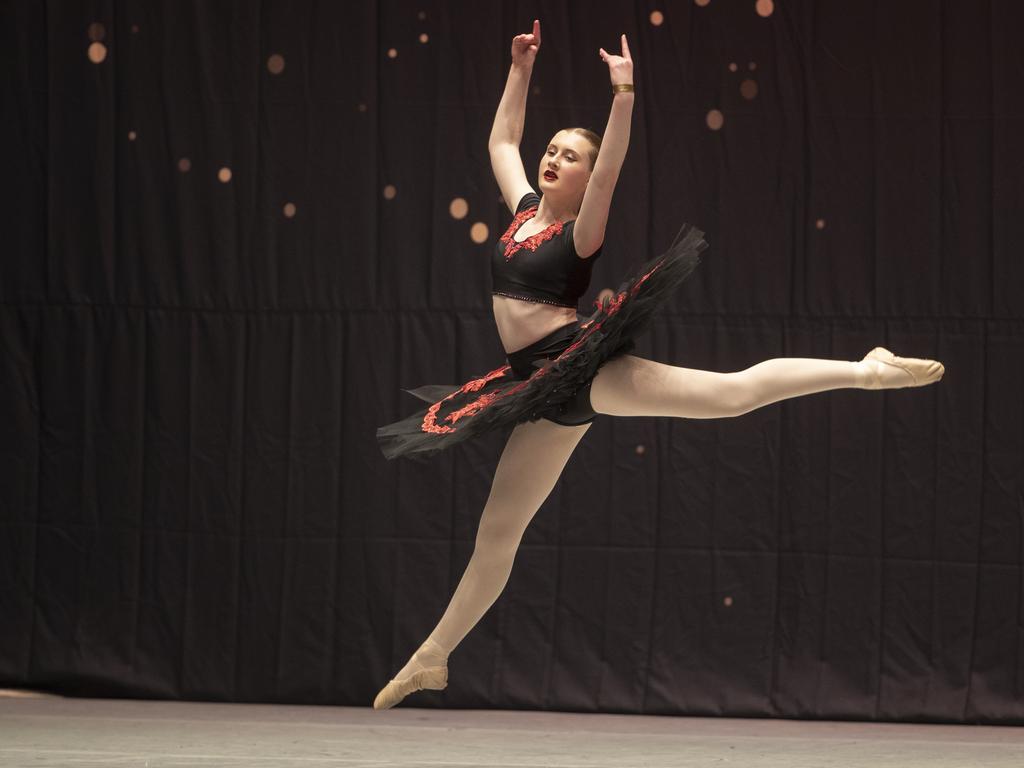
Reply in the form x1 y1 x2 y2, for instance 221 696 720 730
728 62 738 72
177 158 191 173
816 218 826 230
749 61 757 70
650 11 664 26
418 11 427 20
470 222 489 243
128 130 137 141
387 48 398 59
87 22 105 42
635 444 646 455
218 167 232 183
419 33 429 43
87 42 107 63
449 197 469 219
283 202 297 218
267 54 285 75
706 109 724 130
756 0 774 18
357 102 367 112
695 0 711 6
131 24 139 34
724 596 734 606
383 184 397 200
740 79 758 99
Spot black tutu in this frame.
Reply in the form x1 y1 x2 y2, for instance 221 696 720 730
376 222 709 460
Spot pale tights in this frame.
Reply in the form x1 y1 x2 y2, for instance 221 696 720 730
393 354 903 680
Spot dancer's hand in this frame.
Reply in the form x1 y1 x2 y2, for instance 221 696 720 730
599 34 633 86
511 19 541 68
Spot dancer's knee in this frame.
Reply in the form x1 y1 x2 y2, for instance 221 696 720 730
474 507 526 557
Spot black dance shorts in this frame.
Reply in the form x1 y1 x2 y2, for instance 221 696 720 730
506 319 600 426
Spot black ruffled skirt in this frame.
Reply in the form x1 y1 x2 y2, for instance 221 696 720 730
376 222 709 460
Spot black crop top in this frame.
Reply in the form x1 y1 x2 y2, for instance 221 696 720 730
491 191 602 309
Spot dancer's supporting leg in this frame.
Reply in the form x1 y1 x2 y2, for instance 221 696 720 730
589 349 944 419
375 416 590 708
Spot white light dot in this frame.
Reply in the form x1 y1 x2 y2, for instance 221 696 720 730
218 167 232 183
470 222 489 243
383 184 397 200
706 109 724 130
419 33 429 44
283 202 297 218
267 54 285 75
387 48 398 59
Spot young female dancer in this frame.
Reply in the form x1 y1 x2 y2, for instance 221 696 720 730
373 19 944 709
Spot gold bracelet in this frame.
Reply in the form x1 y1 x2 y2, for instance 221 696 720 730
612 83 634 93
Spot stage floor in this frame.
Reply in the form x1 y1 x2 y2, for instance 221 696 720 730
1 689 1022 767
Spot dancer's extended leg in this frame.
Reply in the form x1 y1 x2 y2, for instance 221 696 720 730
589 349 944 419
374 416 590 709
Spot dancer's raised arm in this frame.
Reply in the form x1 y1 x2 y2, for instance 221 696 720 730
489 19 540 215
573 34 635 258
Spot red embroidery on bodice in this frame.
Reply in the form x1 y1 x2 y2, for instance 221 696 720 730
499 206 564 260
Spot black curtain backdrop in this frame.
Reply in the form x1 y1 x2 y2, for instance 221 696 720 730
2 0 1022 723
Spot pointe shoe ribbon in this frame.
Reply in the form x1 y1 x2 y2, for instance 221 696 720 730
861 347 945 389
372 664 448 710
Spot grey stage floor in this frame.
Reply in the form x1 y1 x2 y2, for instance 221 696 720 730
1 689 1023 767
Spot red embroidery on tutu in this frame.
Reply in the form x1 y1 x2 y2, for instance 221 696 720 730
500 206 564 260
420 364 513 434
552 258 668 360
446 391 501 423
463 365 508 392
422 401 456 434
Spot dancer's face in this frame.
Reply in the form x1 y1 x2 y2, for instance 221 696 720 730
538 131 593 211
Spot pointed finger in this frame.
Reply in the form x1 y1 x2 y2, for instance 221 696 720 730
621 34 631 58
534 18 541 43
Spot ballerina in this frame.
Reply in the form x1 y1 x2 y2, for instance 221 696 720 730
372 19 944 709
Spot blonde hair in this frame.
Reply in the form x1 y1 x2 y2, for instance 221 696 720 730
566 127 602 171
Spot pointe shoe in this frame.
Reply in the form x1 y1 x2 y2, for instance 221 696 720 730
860 347 945 390
372 639 449 710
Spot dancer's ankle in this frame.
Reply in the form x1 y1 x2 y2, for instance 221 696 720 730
418 636 449 666
851 360 871 389
394 636 449 681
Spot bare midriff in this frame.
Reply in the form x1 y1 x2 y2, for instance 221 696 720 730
493 294 577 355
